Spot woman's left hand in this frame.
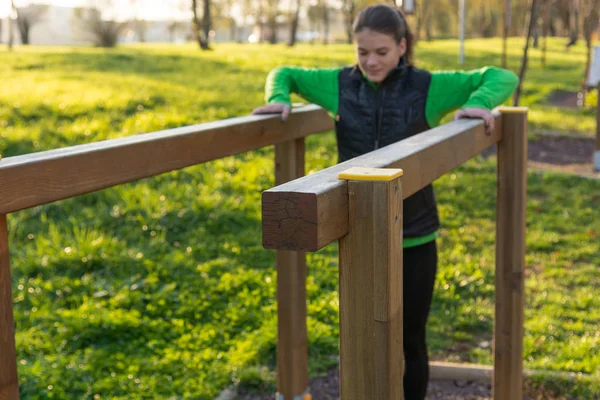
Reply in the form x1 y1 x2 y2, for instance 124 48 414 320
453 107 495 135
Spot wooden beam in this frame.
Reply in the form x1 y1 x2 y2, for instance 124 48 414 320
493 108 527 400
338 168 404 400
0 215 19 400
0 105 333 215
263 114 503 252
274 139 309 399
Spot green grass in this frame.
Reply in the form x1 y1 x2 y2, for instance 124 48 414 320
1 39 599 399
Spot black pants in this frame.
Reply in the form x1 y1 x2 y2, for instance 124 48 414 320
403 240 438 400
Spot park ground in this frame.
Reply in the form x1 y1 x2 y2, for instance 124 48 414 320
0 38 599 399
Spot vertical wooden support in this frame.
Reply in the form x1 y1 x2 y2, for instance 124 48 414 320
595 84 600 171
0 215 19 400
494 108 528 400
338 167 404 400
274 139 309 400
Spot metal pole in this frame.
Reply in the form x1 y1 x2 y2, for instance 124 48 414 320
459 0 466 64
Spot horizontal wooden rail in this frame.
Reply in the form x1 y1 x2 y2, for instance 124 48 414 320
262 112 503 252
0 105 333 215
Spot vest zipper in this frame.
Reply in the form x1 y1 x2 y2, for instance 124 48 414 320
374 87 386 150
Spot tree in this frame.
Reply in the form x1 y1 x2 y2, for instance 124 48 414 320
342 0 358 43
75 3 127 48
263 0 280 44
320 0 330 44
288 0 300 46
167 20 187 42
502 0 511 68
415 0 434 40
541 0 551 67
128 0 148 42
565 0 580 47
8 0 16 50
191 0 210 49
514 0 539 106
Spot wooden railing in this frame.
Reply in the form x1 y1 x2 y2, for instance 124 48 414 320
0 105 334 400
262 108 528 399
0 105 528 400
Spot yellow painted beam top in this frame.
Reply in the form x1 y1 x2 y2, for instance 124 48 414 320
497 106 528 113
338 167 404 181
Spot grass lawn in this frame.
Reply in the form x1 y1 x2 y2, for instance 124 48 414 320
0 38 599 399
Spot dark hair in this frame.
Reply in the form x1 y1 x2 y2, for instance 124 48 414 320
352 4 415 65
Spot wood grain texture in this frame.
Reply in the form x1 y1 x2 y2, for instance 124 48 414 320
0 106 332 215
338 177 403 400
493 110 527 400
274 139 308 399
0 216 19 400
263 114 503 251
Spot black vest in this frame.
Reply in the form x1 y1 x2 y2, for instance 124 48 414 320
336 62 440 238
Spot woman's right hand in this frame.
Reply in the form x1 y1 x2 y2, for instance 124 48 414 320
251 102 291 121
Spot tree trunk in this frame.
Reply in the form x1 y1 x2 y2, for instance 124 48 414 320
549 4 556 36
323 3 329 44
415 0 432 41
229 18 236 42
503 0 511 68
424 9 433 40
268 16 277 44
567 0 579 47
8 0 15 50
344 0 355 44
541 0 550 67
257 1 264 42
479 1 486 37
15 7 31 45
420 0 433 41
203 0 211 47
533 19 539 48
288 0 300 46
136 20 146 43
514 0 539 106
192 0 209 49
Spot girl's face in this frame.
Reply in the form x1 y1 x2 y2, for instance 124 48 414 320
354 28 406 84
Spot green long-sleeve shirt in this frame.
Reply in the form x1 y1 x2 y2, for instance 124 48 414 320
266 65 518 127
264 65 519 247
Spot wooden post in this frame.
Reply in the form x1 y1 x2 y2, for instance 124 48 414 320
595 84 600 172
494 108 528 400
0 215 19 400
338 167 404 400
274 138 309 400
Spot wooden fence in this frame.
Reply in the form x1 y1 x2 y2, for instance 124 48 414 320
262 107 528 399
0 105 333 400
0 105 527 400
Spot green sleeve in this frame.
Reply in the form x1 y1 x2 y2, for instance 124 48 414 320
265 66 341 115
425 67 519 127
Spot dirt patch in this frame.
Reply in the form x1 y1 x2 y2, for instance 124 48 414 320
304 369 501 400
482 135 599 178
237 368 564 400
545 90 584 109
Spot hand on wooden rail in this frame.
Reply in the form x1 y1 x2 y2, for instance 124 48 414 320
252 102 292 121
453 107 495 135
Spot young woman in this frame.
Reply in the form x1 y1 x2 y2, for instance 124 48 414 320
253 4 518 399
